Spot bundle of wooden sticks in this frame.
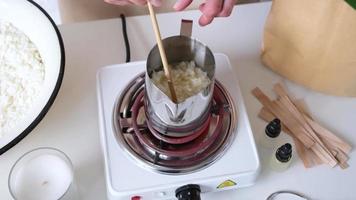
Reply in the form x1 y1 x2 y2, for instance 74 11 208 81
252 83 352 169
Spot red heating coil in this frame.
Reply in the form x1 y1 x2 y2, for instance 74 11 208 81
131 89 226 158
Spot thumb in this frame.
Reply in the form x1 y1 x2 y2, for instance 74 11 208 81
149 0 162 7
173 0 193 11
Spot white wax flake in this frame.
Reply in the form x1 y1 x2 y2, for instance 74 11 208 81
0 21 45 137
151 61 211 103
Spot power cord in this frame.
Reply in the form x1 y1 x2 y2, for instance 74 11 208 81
120 14 131 63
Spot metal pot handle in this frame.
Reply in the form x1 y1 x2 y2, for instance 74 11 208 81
180 19 193 37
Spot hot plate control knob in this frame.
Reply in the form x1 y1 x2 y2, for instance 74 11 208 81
175 184 201 200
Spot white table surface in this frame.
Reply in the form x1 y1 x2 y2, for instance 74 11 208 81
1 2 356 200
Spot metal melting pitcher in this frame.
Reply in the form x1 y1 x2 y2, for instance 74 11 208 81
145 20 215 137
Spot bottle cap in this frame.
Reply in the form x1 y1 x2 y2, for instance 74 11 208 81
276 143 292 163
265 118 281 138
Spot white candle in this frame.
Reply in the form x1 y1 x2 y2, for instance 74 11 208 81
9 149 74 200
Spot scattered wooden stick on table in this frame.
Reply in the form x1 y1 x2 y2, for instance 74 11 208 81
253 83 352 169
252 88 315 148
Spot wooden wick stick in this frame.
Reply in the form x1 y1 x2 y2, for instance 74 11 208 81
147 1 178 103
273 84 339 166
251 87 315 148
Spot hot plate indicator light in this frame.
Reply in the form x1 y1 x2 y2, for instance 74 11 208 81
217 180 237 189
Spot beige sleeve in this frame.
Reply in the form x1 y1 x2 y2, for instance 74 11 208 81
261 0 356 97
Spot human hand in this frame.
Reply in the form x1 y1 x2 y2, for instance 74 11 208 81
104 0 162 7
174 0 236 26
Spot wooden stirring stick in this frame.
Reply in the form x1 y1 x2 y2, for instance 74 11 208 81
147 1 178 103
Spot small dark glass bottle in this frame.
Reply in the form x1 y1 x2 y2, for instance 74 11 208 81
261 118 282 148
270 143 293 171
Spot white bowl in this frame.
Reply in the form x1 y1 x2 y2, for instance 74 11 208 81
0 0 65 154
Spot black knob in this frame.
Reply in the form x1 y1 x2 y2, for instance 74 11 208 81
276 143 292 162
175 184 201 200
265 118 281 138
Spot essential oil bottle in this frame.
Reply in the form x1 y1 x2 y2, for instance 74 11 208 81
261 118 281 148
270 143 293 171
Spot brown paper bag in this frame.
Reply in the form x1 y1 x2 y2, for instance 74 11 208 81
261 0 356 97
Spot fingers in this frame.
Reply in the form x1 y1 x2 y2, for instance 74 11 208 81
130 0 147 5
198 0 224 26
218 0 236 17
104 0 131 6
104 0 235 26
199 0 236 26
199 15 215 26
201 0 224 18
173 0 193 11
104 0 162 7
150 0 162 7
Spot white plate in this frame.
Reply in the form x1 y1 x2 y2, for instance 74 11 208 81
0 0 65 154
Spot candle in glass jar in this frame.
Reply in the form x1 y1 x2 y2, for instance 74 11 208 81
9 149 74 200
